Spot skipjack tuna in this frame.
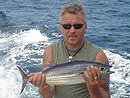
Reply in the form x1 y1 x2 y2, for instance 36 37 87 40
17 60 114 94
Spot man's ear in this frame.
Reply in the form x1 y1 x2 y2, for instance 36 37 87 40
85 24 87 32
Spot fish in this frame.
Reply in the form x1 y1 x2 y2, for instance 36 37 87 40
17 60 114 94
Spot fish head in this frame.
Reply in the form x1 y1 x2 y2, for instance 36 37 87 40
97 65 114 75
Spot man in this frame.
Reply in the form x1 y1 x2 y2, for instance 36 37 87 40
28 2 110 98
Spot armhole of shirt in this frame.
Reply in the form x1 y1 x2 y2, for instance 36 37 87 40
42 45 52 69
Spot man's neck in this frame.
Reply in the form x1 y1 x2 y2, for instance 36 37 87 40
65 39 85 51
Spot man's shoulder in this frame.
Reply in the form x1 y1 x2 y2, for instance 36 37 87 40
85 39 101 50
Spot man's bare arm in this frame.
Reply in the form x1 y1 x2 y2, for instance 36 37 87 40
38 46 55 98
42 46 52 69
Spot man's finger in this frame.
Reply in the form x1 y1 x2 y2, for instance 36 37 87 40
27 73 35 77
32 74 39 86
82 73 89 83
28 76 33 83
37 72 42 87
88 66 94 82
95 67 102 80
40 74 46 87
91 66 98 80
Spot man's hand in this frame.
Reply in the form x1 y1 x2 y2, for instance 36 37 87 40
28 72 45 88
82 66 109 98
82 66 104 89
27 66 55 98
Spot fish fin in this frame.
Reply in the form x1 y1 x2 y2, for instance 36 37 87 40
79 72 84 74
80 71 89 77
17 66 28 94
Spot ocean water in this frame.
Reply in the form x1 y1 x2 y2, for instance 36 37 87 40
0 0 130 98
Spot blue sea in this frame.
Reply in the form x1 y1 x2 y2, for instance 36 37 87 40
0 0 130 98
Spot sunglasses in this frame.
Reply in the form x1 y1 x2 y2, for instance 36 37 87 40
61 24 84 30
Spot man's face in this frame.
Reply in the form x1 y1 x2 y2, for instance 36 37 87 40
60 12 87 46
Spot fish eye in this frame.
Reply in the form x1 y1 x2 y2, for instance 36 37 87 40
101 67 105 71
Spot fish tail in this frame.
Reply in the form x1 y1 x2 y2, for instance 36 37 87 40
17 66 28 94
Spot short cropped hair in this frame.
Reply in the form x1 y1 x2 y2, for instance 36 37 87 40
60 2 87 24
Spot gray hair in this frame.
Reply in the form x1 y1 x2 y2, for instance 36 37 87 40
60 2 87 24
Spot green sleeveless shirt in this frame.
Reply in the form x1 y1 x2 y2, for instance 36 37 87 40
51 40 101 98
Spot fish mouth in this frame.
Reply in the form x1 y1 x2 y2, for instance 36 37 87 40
106 65 114 75
106 70 115 75
109 65 112 68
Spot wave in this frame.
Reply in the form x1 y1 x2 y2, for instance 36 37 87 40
104 50 130 98
0 29 50 98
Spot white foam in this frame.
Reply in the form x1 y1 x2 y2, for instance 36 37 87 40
19 29 49 43
0 29 50 98
104 50 130 98
104 50 130 82
0 66 21 98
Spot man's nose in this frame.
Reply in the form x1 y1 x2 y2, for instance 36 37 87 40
69 25 76 32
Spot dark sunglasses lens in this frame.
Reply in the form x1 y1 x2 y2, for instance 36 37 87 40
74 24 84 29
62 24 71 29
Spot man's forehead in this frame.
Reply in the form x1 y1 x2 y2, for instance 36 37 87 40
61 12 83 23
